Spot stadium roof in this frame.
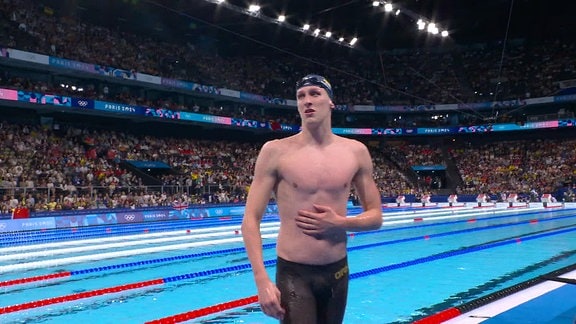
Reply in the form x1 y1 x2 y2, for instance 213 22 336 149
44 0 574 57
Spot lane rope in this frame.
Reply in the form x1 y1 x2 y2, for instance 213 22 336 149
2 224 574 318
146 226 576 323
3 211 575 286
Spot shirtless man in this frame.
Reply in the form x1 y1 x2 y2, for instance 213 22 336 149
241 74 383 323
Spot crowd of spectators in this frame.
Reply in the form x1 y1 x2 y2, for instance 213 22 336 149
1 115 575 215
0 119 414 214
1 0 575 215
450 138 576 201
384 143 446 190
1 0 576 110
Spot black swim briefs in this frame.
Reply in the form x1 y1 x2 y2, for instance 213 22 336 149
276 256 349 324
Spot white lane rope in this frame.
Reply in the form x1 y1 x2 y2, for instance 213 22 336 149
0 233 278 274
0 225 280 261
0 206 545 274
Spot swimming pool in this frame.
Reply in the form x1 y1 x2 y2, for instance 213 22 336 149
1 204 575 323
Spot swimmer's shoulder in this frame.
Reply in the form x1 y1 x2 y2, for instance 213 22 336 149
334 135 369 152
261 135 299 152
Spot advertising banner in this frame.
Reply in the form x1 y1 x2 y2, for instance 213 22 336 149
0 217 56 233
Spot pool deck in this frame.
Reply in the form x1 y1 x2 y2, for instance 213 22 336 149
443 268 576 324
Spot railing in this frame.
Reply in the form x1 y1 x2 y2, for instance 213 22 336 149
0 184 246 214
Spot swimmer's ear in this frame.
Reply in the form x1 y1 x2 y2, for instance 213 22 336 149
329 100 335 110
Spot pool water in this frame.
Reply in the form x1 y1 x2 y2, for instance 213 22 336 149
1 206 575 323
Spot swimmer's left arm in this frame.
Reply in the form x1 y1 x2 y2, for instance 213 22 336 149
343 143 383 231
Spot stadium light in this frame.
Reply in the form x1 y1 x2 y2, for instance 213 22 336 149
247 4 260 13
374 1 450 40
427 22 438 34
200 0 452 49
417 19 426 30
200 0 359 48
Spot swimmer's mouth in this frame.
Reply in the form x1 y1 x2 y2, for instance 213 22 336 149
304 109 315 114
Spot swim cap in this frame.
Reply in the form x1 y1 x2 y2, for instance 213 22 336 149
296 74 333 99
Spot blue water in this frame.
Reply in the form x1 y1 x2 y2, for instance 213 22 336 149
1 206 575 323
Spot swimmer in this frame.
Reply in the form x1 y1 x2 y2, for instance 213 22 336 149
242 74 383 323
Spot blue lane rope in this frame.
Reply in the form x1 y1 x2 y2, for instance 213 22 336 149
157 225 576 284
5 211 575 285
4 207 573 247
163 226 576 283
0 214 284 247
349 212 576 250
69 243 275 276
349 226 576 279
5 226 573 321
54 214 573 279
351 208 576 238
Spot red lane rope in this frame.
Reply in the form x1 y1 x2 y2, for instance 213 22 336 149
0 272 71 288
6 208 566 319
145 295 258 324
0 279 164 315
544 205 563 209
412 307 461 324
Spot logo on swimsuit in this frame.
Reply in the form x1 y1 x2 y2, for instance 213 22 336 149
334 265 349 280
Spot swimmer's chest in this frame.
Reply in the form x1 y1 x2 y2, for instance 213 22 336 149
278 149 357 192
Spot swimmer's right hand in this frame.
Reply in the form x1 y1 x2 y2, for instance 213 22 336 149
257 281 285 320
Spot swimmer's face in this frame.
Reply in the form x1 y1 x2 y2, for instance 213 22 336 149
296 85 334 120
